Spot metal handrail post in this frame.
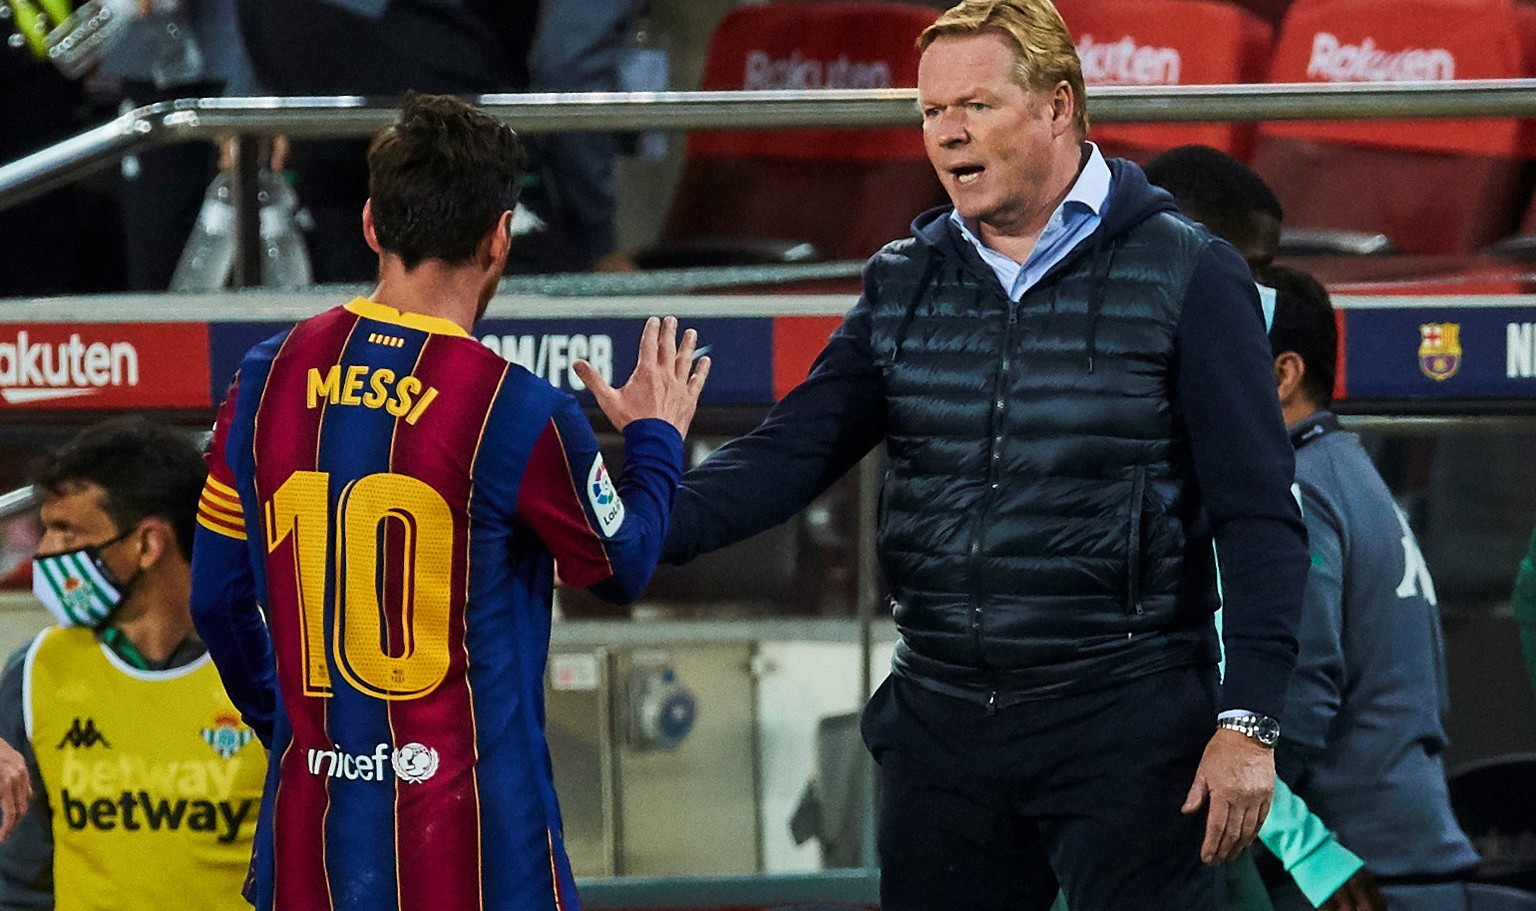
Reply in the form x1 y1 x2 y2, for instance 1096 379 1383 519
232 135 262 289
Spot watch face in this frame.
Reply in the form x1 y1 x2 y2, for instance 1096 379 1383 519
1255 716 1281 746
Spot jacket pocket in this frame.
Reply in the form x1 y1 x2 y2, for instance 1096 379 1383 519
1126 467 1146 615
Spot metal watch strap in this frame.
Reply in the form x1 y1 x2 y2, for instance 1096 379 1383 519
1217 713 1280 748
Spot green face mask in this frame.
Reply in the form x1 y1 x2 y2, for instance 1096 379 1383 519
31 528 134 629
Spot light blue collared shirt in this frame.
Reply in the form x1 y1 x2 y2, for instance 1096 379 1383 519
949 142 1113 303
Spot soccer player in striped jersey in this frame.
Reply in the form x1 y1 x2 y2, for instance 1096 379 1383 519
188 93 710 911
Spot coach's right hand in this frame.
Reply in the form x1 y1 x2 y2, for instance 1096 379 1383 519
574 316 711 438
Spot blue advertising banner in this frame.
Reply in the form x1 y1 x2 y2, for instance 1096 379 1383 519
209 317 778 408
1344 304 1536 400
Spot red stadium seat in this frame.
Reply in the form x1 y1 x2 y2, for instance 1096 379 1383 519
1230 0 1296 25
1253 0 1529 255
1058 0 1273 162
647 2 945 266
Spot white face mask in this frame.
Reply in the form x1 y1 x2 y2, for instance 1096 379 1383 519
31 532 132 629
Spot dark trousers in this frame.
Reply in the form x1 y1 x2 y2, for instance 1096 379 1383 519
862 665 1219 911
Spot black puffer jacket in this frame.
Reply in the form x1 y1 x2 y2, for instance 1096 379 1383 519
664 158 1307 718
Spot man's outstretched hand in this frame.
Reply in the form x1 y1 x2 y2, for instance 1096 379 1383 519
574 316 711 437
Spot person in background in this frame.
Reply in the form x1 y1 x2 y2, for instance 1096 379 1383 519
105 0 256 290
659 1 1309 908
0 0 114 296
1143 143 1283 274
1260 265 1480 911
0 417 263 910
189 93 707 911
1144 142 1382 911
235 0 635 281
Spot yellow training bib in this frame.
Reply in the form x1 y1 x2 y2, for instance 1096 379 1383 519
25 627 265 911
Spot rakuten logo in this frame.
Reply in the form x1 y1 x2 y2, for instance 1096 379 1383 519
306 742 439 783
742 50 892 91
1307 33 1455 82
1078 35 1181 85
0 331 139 404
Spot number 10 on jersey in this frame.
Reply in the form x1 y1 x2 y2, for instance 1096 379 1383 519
264 470 454 701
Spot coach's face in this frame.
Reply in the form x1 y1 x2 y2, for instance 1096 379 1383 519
919 31 1071 238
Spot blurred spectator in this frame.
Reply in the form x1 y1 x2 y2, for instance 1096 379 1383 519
0 2 110 297
0 417 263 908
235 0 635 281
105 0 256 290
1259 266 1480 911
1144 143 1283 274
0 0 256 296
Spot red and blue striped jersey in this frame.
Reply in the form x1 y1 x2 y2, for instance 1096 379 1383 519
190 299 684 911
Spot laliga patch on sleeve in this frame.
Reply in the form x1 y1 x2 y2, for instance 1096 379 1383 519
587 454 625 537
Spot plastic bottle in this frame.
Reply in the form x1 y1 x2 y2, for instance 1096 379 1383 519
171 169 313 290
143 0 202 89
170 171 236 292
258 171 312 289
617 5 669 161
43 0 138 80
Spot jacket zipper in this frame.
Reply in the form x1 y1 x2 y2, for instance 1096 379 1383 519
1127 466 1146 615
967 292 1018 664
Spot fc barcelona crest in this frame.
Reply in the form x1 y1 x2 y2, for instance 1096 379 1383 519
202 712 254 760
1418 322 1462 382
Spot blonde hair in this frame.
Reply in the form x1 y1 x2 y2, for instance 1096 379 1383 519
919 0 1089 137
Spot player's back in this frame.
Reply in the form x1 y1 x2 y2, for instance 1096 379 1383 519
229 299 584 911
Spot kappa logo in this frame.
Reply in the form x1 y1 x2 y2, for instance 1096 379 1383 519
587 454 624 537
57 717 111 750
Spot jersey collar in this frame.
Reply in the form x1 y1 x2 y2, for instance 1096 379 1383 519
346 298 471 338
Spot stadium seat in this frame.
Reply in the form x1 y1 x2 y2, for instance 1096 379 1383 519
1252 0 1530 255
640 2 944 268
1231 0 1295 24
1057 0 1273 162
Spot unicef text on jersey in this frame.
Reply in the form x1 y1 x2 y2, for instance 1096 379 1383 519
306 742 440 784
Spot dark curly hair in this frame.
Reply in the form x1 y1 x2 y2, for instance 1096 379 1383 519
32 416 207 559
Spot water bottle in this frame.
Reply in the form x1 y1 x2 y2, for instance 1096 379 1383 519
258 171 312 289
43 0 139 80
171 169 313 290
618 8 669 160
144 0 202 89
171 171 237 292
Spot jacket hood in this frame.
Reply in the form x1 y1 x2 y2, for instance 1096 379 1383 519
909 154 1183 254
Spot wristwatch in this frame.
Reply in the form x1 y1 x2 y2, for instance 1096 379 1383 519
1216 713 1281 748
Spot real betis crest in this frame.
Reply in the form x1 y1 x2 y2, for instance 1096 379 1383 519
1418 322 1462 382
202 712 253 760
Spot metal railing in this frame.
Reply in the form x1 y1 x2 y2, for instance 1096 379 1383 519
4 80 1536 285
